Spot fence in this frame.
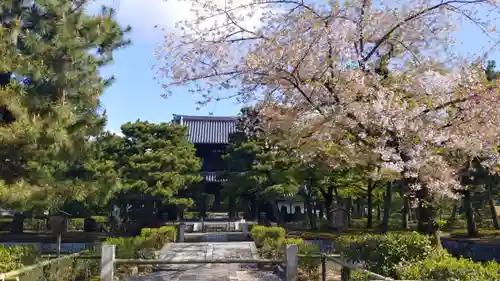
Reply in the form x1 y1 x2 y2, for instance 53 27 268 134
1 244 416 281
181 221 247 233
177 221 248 242
99 243 283 281
0 252 100 281
99 243 414 281
297 253 419 281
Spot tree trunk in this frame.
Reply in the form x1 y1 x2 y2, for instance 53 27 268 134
464 190 479 237
381 182 393 233
487 181 500 229
250 197 258 221
11 213 25 234
366 179 374 229
306 201 317 229
323 186 334 225
451 205 458 220
487 178 500 229
346 197 352 228
333 186 342 207
376 204 381 222
271 202 284 225
228 196 235 219
417 187 441 248
402 196 410 229
488 196 500 229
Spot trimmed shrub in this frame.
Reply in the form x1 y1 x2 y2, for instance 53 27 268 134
140 226 177 248
106 226 177 258
250 225 286 248
250 226 320 281
335 232 436 278
104 237 149 259
0 244 38 272
397 250 500 281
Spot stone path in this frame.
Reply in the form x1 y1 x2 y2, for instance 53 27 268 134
127 242 283 281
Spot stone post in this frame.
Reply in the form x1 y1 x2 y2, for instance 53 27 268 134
285 244 298 281
179 223 185 242
242 220 248 236
100 244 115 281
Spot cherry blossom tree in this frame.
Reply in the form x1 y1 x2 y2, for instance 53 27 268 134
154 0 500 237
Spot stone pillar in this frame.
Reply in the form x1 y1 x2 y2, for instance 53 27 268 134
179 223 185 242
241 220 248 236
285 244 298 281
100 244 115 281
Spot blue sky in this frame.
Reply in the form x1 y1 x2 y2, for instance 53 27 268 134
89 0 500 133
88 0 243 133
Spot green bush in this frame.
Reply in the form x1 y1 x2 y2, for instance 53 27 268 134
397 250 500 281
0 244 38 272
335 232 436 278
250 226 320 281
104 237 148 259
140 226 177 248
250 225 286 248
183 212 200 219
68 219 85 231
106 226 177 258
247 221 256 233
23 219 46 232
284 238 304 246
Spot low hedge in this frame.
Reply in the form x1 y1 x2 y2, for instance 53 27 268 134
250 225 286 248
105 225 177 259
398 250 500 281
0 244 38 272
250 225 321 281
335 232 436 278
336 232 500 281
0 216 109 232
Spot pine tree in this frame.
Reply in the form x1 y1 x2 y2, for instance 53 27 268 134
0 0 130 210
223 107 299 223
99 121 202 224
485 60 499 81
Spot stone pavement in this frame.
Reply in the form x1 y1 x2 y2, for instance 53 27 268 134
127 242 283 281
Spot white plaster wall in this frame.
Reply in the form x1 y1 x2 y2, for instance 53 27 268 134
277 202 305 214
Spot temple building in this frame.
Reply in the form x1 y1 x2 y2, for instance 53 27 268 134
171 114 316 221
171 114 238 212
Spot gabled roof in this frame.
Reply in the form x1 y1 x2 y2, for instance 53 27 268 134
172 114 238 144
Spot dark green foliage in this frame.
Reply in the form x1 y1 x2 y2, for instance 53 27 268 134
223 107 299 214
335 232 436 278
100 121 202 204
0 244 38 272
250 225 320 281
105 226 177 259
250 225 286 248
0 0 130 208
485 60 500 81
398 250 500 281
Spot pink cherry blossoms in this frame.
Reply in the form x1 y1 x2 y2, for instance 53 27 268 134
154 0 500 199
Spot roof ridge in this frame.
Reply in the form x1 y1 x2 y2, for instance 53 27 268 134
173 114 237 121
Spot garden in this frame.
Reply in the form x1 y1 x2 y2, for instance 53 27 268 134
0 225 177 281
2 0 500 280
250 225 500 281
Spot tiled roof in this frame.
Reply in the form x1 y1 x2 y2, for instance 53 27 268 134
172 114 237 144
